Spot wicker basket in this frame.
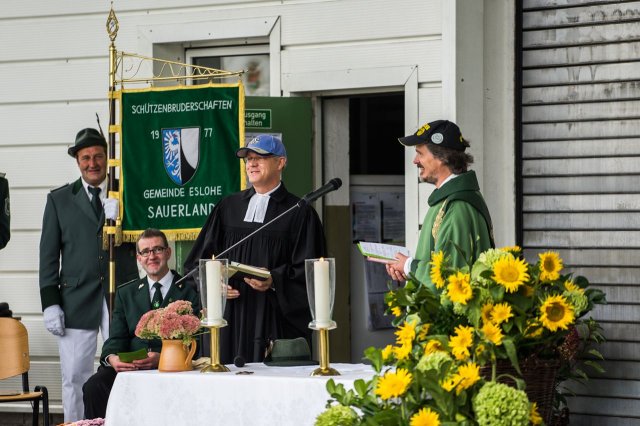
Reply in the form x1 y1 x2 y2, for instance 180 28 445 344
481 357 561 425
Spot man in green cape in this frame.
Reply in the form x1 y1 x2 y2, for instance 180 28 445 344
386 120 494 291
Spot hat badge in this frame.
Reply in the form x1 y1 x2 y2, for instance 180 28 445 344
431 133 444 144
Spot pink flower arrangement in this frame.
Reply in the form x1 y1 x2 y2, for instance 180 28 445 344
135 300 201 345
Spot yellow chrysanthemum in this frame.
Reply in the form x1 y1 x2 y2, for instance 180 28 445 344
530 402 543 425
410 407 441 426
564 280 584 294
393 342 412 360
492 255 529 293
481 321 503 345
475 343 487 357
396 321 417 346
480 303 494 324
490 302 513 324
448 325 474 360
381 344 394 361
424 339 443 355
429 251 446 289
447 272 472 304
417 323 431 341
540 295 575 331
455 362 481 394
375 368 413 400
391 306 402 317
539 251 563 281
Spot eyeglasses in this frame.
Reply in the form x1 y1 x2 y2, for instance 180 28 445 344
243 155 274 164
138 246 167 257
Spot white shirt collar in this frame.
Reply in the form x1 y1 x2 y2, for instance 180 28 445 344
244 182 281 223
438 173 459 188
81 177 107 200
146 270 174 300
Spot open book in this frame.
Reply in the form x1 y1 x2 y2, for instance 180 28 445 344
228 261 271 281
357 242 410 264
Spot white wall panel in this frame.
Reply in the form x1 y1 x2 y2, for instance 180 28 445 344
523 230 640 248
523 138 640 158
524 100 640 121
524 2 640 28
523 81 640 104
524 212 640 229
523 119 640 140
523 62 640 86
523 194 640 211
524 22 640 48
523 41 640 67
522 248 640 267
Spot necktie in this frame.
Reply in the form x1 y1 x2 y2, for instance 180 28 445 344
151 282 163 309
88 186 102 219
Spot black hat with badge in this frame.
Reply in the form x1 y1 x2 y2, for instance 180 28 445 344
398 120 469 152
68 128 107 158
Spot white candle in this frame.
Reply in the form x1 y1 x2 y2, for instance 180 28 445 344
205 260 222 323
314 258 330 326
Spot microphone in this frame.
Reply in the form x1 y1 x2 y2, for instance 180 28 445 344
301 178 342 204
234 355 246 368
176 178 342 286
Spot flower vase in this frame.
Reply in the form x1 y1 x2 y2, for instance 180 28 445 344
158 339 196 372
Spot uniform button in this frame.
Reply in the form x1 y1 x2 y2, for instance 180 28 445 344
99 256 103 260
100 276 105 281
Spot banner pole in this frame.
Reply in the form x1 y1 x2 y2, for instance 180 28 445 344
106 5 120 321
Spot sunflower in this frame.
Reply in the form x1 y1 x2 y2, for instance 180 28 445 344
417 323 431 341
500 245 522 254
448 325 474 360
396 321 417 346
530 402 543 425
393 342 412 361
447 272 472 304
440 375 461 392
481 321 503 345
524 320 544 338
564 279 584 294
381 344 394 362
490 302 513 324
539 251 563 281
480 303 494 323
455 362 481 394
375 368 413 400
424 339 443 355
391 306 402 317
540 294 575 331
410 407 441 426
492 255 529 293
429 251 447 289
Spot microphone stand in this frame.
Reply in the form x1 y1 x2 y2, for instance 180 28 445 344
175 199 306 285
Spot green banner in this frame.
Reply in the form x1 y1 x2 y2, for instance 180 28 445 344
120 83 244 241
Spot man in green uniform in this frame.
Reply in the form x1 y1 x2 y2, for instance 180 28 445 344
0 172 9 250
386 120 494 291
39 128 139 422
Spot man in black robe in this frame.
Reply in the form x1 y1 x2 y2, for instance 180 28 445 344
184 134 327 364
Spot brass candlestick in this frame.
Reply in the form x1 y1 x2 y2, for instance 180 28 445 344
201 324 229 373
311 328 339 376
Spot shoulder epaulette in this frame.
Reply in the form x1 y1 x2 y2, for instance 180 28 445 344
117 278 141 289
50 183 70 193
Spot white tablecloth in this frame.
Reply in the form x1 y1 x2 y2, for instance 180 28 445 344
104 363 374 426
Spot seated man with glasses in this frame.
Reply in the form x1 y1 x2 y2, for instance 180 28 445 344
82 228 201 420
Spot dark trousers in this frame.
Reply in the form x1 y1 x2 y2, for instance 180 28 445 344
82 365 117 419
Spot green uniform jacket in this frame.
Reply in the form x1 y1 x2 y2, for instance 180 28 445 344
39 178 139 329
0 174 9 250
411 170 494 291
100 273 201 364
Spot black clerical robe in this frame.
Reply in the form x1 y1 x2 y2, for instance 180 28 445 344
184 183 327 364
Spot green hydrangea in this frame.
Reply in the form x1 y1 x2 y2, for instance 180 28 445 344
315 404 359 426
417 350 452 373
472 382 530 426
564 290 588 315
476 248 508 268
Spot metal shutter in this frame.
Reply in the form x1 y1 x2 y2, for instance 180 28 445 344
519 1 640 423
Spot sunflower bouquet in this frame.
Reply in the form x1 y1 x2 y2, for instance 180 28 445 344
316 246 605 426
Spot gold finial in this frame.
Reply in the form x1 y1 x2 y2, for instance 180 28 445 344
106 3 119 42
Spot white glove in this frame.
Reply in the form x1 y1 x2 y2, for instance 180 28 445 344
103 198 119 221
44 305 65 336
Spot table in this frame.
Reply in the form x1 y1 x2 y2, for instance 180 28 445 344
104 363 374 426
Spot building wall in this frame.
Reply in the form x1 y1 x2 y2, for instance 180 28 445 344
0 0 516 413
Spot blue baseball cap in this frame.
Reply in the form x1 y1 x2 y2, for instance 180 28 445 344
236 134 287 158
